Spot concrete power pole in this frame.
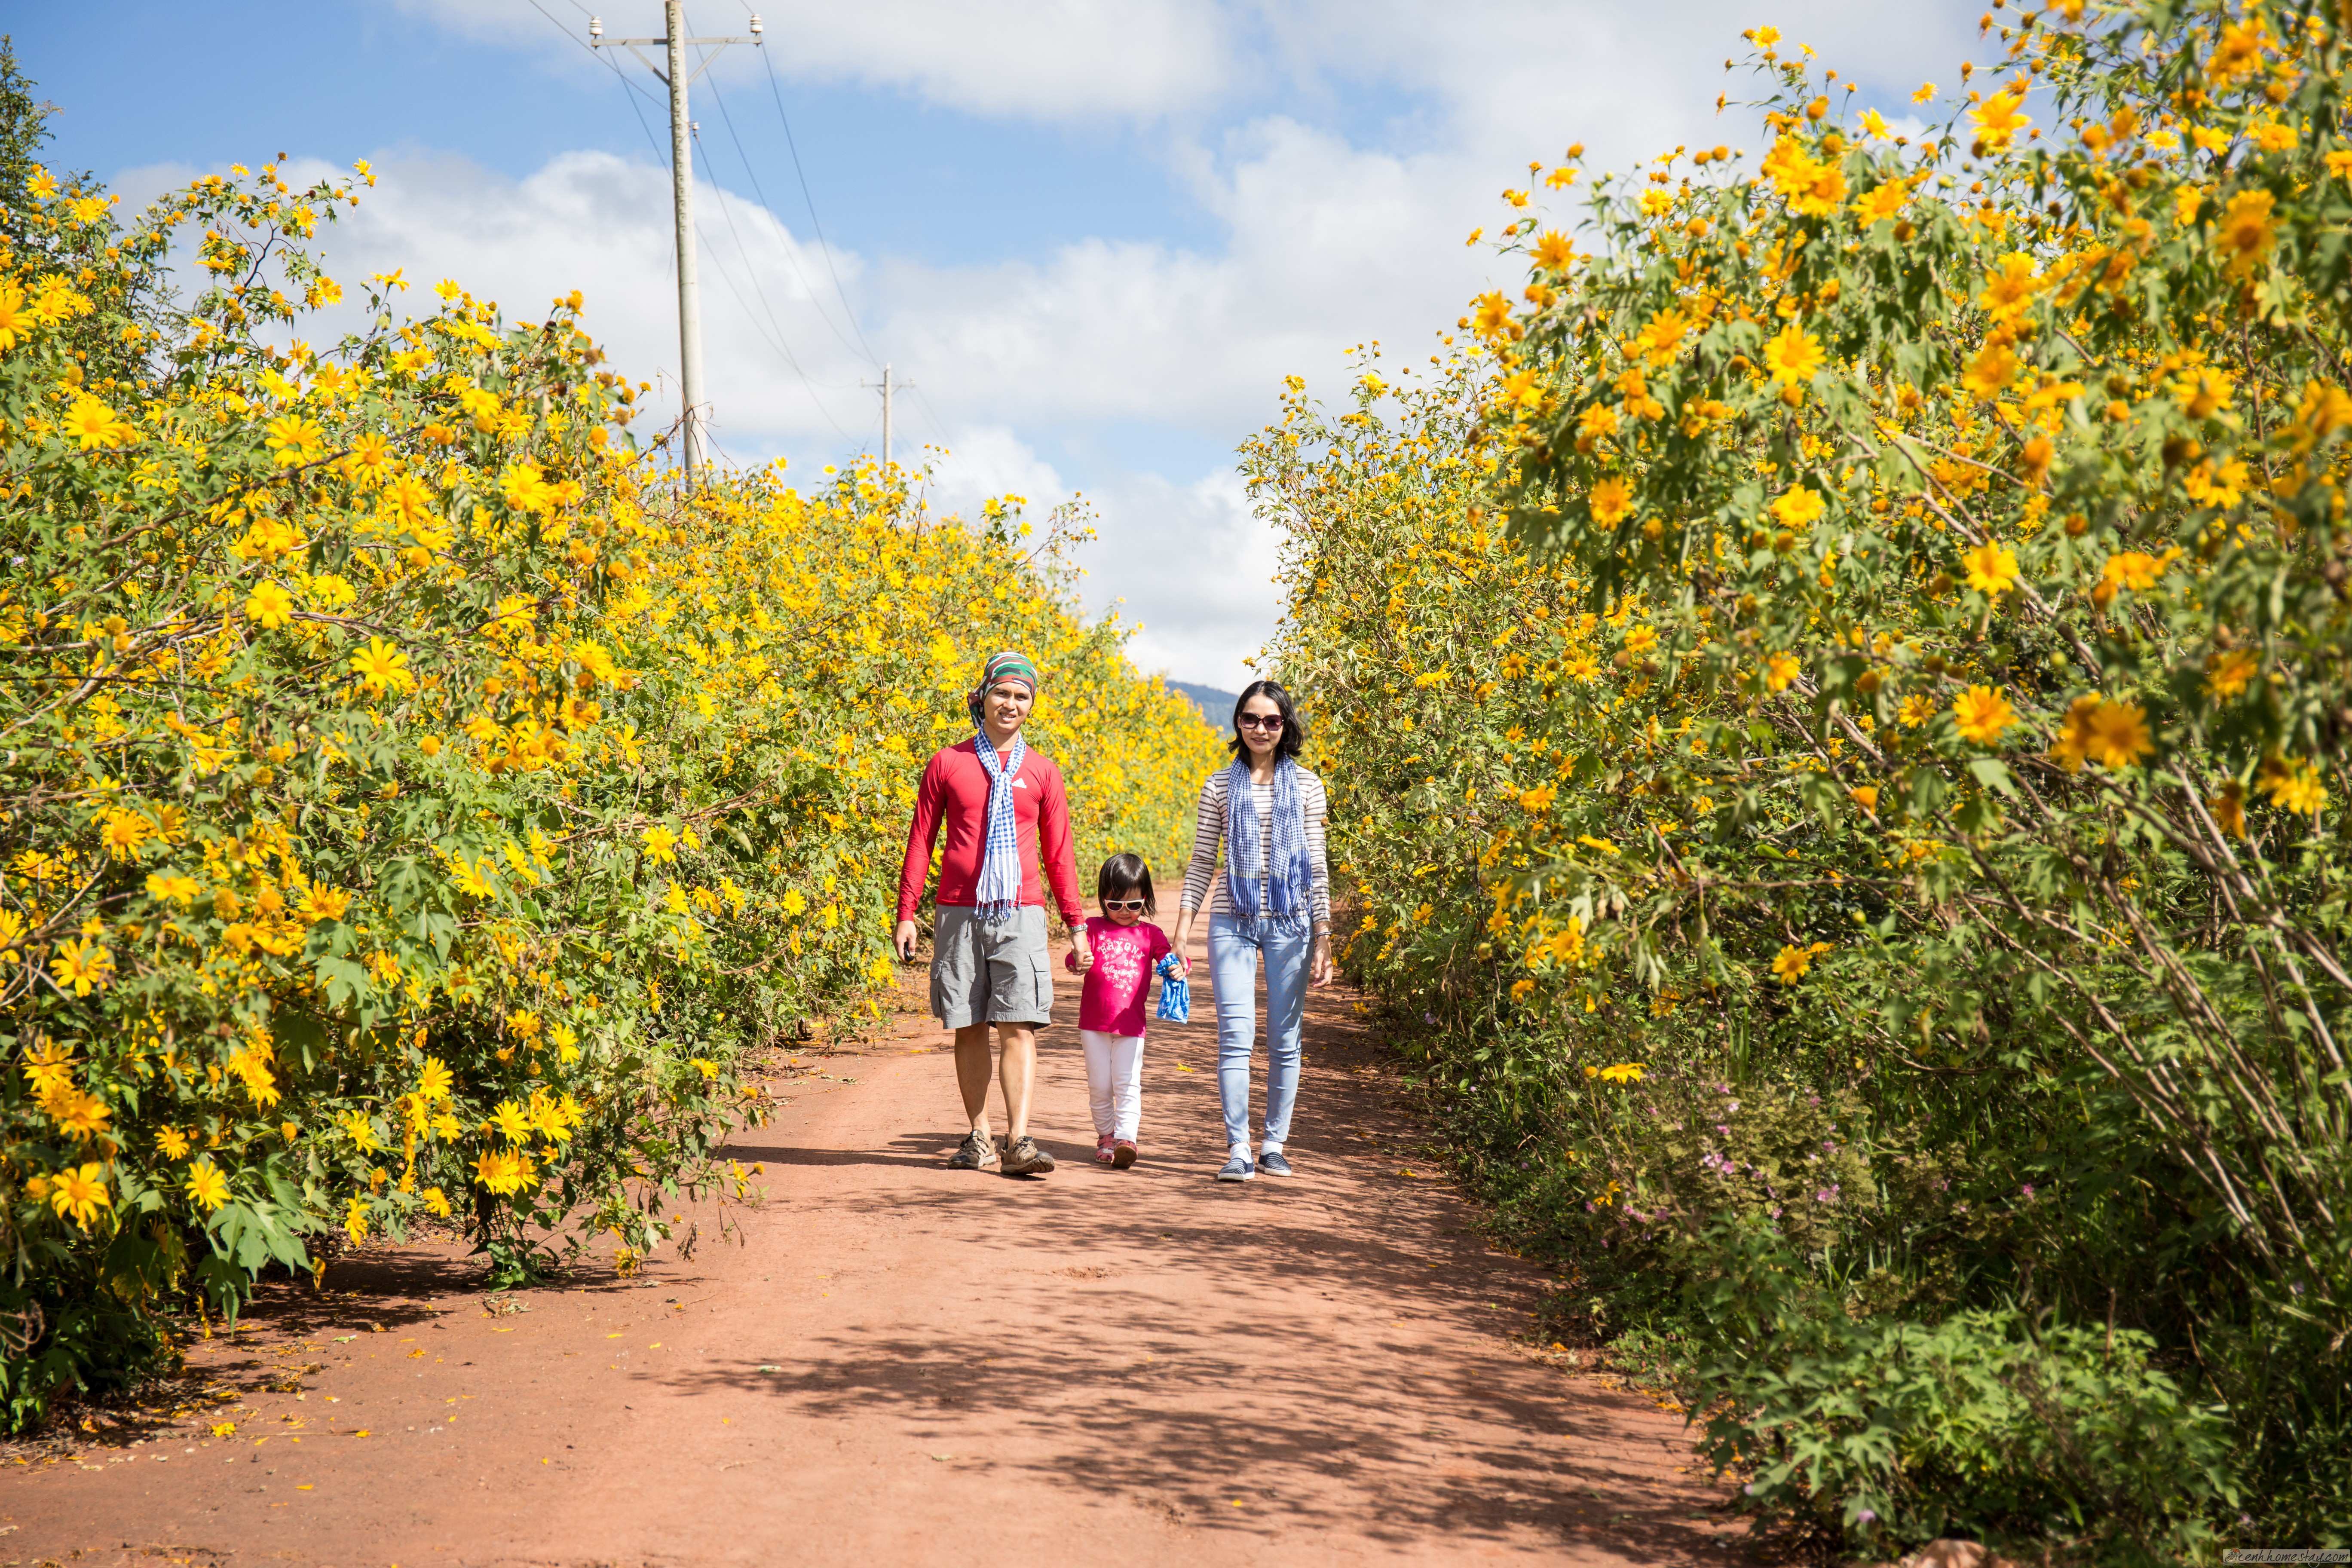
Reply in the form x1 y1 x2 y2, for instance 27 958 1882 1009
591 8 762 488
860 362 913 469
662 4 704 481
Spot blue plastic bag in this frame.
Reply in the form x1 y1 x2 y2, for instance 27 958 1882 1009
1155 953 1191 1024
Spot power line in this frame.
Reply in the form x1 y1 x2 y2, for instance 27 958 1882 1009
700 65 872 366
606 53 674 174
689 126 860 441
688 126 828 375
528 0 668 119
521 1 673 260
906 383 984 491
908 384 954 443
528 0 601 49
741 15 881 366
691 217 857 443
519 4 879 470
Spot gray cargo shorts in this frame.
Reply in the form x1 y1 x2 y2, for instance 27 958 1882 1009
929 904 1054 1029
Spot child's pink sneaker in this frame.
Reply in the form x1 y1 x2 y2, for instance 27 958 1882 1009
1112 1140 1138 1170
1095 1133 1117 1164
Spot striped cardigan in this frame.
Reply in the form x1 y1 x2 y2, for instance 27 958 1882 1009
1178 766 1332 926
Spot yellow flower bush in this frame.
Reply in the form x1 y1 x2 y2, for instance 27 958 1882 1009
0 144 1212 1424
1257 0 2352 1552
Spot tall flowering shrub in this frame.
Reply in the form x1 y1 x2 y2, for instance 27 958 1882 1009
1259 0 2352 1553
0 151 1215 1427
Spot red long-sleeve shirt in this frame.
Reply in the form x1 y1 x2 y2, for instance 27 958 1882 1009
896 737 1085 925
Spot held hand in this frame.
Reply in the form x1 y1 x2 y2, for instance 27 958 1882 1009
1310 934 1334 988
1070 930 1094 971
894 919 919 962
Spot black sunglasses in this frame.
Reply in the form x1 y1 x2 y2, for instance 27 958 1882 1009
1236 714 1285 730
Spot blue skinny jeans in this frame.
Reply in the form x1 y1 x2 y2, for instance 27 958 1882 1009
1207 912 1310 1150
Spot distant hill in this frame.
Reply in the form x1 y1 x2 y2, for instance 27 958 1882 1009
1167 681 1239 724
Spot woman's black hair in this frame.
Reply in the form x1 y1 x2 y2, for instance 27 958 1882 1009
1097 851 1155 916
1228 679 1305 763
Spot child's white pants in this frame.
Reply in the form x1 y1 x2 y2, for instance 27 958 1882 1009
1081 1029 1145 1141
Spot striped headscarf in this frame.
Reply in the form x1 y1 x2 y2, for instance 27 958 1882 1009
965 649 1039 728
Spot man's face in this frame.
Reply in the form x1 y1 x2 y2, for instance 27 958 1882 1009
983 680 1034 734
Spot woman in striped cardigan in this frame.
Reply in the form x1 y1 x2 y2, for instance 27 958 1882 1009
1170 679 1332 1183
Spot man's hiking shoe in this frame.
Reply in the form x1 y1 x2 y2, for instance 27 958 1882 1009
946 1130 1000 1171
1216 1152 1256 1182
1002 1135 1056 1176
1258 1149 1293 1178
1112 1140 1138 1170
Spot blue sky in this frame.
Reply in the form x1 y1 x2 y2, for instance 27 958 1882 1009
14 3 1232 263
13 0 1975 687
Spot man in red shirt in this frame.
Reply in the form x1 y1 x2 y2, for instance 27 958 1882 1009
895 650 1090 1175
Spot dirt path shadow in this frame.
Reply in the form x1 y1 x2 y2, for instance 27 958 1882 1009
1 929 1742 1568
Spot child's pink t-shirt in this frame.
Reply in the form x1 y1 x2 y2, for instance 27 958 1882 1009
1064 916 1173 1038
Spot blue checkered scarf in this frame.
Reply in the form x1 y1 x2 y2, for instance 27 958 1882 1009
1224 757 1312 933
972 731 1028 923
1155 953 1191 1023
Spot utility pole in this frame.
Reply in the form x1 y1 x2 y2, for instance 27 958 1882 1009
591 7 762 488
860 362 913 469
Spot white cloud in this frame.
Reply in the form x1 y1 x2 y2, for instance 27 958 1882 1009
386 0 1973 139
123 0 1984 688
127 137 1283 686
1256 0 1976 153
387 0 1229 119
250 147 878 459
912 423 1067 509
1076 467 1278 693
158 136 1413 690
911 433 1275 692
862 0 1982 440
751 0 1228 118
877 120 1483 431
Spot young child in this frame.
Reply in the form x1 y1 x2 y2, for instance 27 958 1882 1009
1065 852 1181 1168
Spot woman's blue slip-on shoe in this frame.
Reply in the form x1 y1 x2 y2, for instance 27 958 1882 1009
1258 1149 1293 1178
1216 1153 1257 1182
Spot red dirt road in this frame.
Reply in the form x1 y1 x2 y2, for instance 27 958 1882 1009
4 940 1740 1566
